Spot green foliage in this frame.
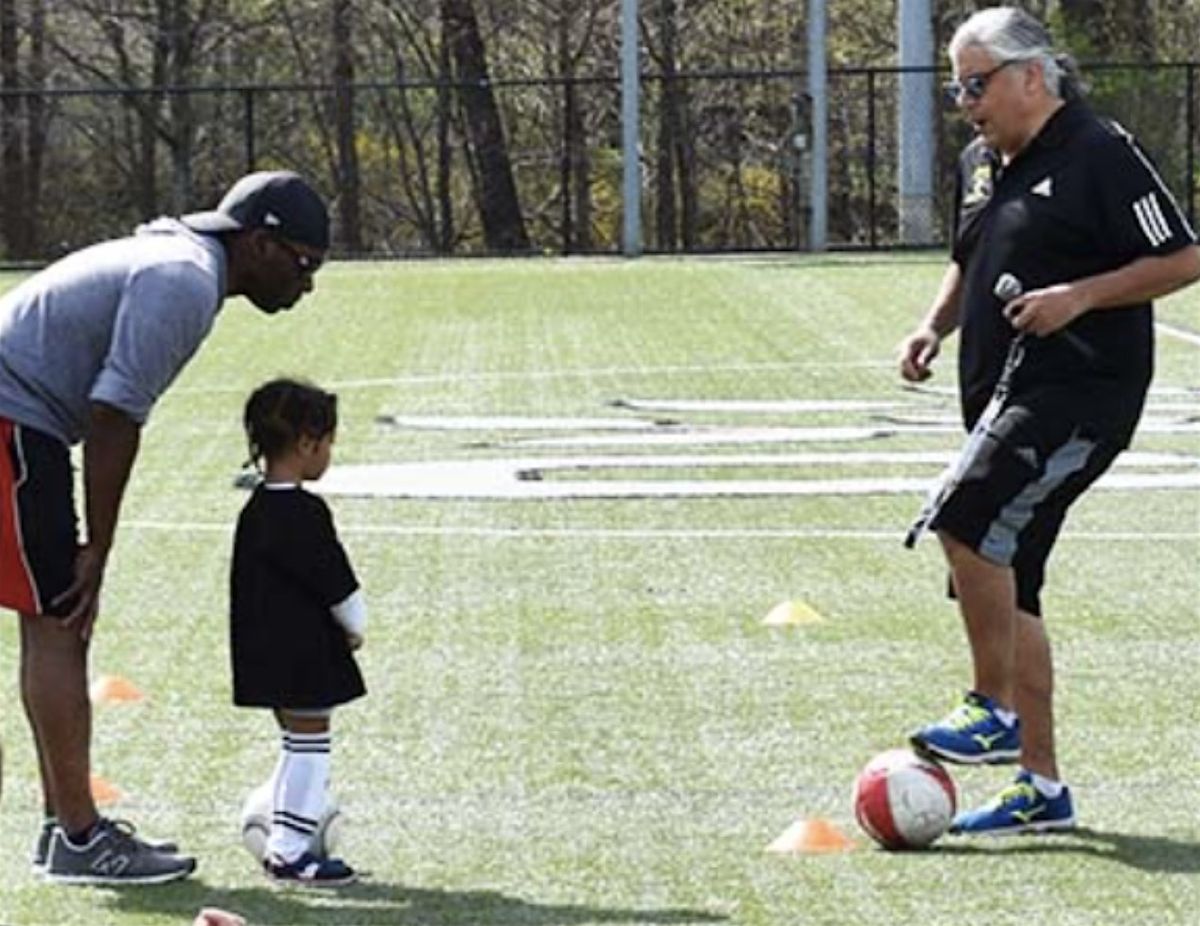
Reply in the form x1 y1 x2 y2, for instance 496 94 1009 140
0 2 1198 259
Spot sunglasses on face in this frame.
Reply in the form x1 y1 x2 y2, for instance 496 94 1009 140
944 59 1020 103
271 236 323 275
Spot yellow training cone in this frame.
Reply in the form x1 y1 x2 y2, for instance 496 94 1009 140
90 674 144 704
90 775 123 807
762 600 824 626
766 817 856 854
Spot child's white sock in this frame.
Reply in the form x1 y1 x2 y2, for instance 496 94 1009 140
266 731 331 864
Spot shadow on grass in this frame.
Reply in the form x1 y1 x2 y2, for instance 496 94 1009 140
932 827 1200 872
100 877 730 926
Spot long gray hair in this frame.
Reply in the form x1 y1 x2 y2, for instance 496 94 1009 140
949 6 1085 100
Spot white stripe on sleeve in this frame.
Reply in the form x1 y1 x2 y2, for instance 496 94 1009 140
1146 192 1172 242
1133 197 1165 247
1114 119 1197 240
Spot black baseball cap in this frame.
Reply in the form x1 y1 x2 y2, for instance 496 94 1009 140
182 170 330 250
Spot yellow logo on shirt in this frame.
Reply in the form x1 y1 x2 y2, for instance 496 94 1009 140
962 163 992 207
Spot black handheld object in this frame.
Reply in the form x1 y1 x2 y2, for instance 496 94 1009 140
995 272 1098 363
903 273 1029 549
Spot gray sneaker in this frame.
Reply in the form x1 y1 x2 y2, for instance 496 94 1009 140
44 818 195 885
32 818 179 872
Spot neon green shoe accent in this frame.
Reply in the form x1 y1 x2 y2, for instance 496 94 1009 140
944 701 990 730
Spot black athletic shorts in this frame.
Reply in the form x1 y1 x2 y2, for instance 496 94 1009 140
0 418 78 617
929 393 1122 617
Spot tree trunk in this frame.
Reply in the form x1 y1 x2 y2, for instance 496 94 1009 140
560 0 593 253
332 0 362 251
1 0 27 257
654 0 679 251
674 79 696 251
165 0 195 213
436 28 454 253
557 6 574 252
23 0 45 254
567 74 591 251
103 12 160 218
441 0 529 252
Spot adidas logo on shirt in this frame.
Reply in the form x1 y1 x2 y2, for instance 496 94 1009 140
1133 192 1173 246
1031 177 1053 197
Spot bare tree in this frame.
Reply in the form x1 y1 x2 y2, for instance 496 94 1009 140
0 0 26 256
367 0 456 252
332 0 362 250
23 0 45 251
551 0 601 252
441 0 529 251
45 0 237 217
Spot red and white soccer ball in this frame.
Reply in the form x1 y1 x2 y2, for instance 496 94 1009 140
853 748 956 849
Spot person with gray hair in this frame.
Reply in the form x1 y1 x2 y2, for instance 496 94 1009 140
897 6 1200 834
947 5 1083 103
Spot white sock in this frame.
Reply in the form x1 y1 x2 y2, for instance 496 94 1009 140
1029 772 1064 798
995 707 1018 727
266 731 331 863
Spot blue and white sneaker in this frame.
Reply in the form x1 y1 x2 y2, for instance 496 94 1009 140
950 770 1076 835
910 691 1020 765
265 851 358 887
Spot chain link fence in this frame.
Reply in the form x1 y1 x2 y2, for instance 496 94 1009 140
1 62 1196 261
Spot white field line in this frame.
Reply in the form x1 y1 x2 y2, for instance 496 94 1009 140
176 355 1198 396
123 520 1197 542
171 319 1195 397
1156 320 1200 348
309 450 1200 501
903 382 1198 398
610 398 920 414
378 404 1199 433
613 396 1200 415
173 359 893 394
311 466 1200 499
378 414 668 431
507 417 1199 449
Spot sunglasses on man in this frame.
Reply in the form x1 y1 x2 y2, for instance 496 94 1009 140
944 59 1021 103
271 235 323 275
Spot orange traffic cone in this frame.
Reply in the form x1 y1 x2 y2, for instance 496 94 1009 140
90 674 144 704
90 774 123 807
766 817 856 854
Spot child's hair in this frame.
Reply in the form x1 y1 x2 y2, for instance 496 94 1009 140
243 378 338 470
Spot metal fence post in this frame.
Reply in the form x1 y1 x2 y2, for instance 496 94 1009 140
867 70 877 250
1187 63 1196 229
242 88 256 173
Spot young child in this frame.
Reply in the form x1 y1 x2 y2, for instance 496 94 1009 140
231 378 366 886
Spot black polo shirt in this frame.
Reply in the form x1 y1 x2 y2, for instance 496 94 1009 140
951 99 1195 443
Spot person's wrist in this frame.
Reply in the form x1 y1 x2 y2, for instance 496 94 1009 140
82 540 112 561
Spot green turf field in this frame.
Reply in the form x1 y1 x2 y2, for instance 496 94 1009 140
0 255 1197 925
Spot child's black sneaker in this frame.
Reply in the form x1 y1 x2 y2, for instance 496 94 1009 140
265 851 357 887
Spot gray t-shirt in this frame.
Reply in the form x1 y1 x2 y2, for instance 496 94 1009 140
0 219 227 445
